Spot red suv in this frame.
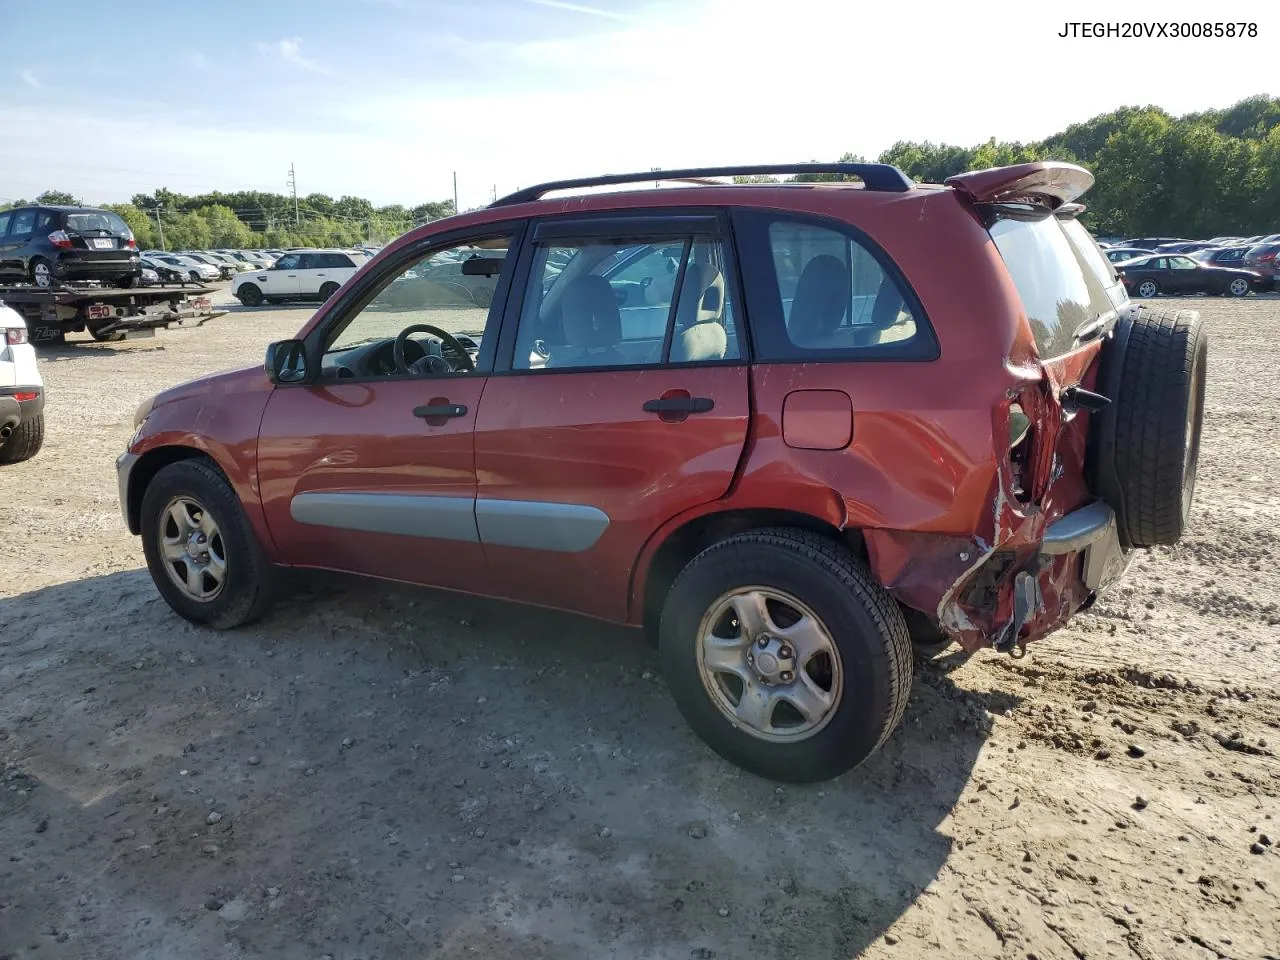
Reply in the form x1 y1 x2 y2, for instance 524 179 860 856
117 162 1207 782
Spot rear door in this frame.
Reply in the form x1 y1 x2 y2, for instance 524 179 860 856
472 211 750 622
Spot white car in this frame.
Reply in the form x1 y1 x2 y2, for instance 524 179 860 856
0 303 45 464
231 249 365 306
151 254 219 283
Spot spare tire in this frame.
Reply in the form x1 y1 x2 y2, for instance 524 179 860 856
1090 307 1207 548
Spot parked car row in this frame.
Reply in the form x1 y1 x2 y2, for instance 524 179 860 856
1096 231 1280 295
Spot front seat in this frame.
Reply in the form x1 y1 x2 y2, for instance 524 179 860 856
669 261 728 363
787 254 849 347
549 275 625 367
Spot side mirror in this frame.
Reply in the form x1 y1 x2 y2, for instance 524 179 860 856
265 339 311 384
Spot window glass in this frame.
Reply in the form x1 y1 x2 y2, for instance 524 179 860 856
1170 256 1197 270
9 210 35 238
275 254 301 270
65 211 130 235
512 234 740 370
322 237 512 377
0 213 10 237
990 213 1117 359
768 220 917 350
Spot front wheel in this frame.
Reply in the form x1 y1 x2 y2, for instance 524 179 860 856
1137 279 1160 298
117 273 138 289
659 528 912 783
1225 277 1250 297
140 458 275 629
236 283 263 306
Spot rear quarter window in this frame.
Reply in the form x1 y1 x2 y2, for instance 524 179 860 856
989 212 1116 359
732 211 937 362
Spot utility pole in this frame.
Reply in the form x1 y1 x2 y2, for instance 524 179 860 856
154 203 166 251
288 163 299 226
453 171 458 215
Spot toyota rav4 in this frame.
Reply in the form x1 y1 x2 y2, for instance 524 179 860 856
116 162 1207 782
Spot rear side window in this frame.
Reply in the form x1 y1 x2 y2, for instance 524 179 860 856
733 211 935 361
989 213 1117 359
321 253 355 268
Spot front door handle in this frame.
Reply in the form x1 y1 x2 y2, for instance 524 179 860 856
643 396 714 414
414 403 468 419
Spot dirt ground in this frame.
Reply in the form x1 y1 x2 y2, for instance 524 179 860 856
1 289 1277 960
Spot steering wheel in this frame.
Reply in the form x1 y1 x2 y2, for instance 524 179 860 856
392 323 476 375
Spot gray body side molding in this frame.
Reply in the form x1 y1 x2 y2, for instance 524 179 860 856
289 492 609 553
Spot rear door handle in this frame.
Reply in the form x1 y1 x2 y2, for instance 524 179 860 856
414 403 468 419
643 396 714 414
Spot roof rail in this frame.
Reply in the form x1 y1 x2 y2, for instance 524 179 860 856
490 163 915 207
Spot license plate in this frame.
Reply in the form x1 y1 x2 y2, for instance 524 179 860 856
192 297 212 311
91 238 114 249
86 303 112 320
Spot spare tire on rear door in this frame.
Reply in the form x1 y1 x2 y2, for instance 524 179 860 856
1090 307 1207 548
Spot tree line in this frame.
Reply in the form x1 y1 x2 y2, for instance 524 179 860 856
757 95 1280 237
6 95 1279 244
1 188 455 252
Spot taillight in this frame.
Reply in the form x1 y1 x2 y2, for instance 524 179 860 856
4 327 28 345
1259 252 1277 262
13 391 38 402
48 230 73 249
125 238 138 249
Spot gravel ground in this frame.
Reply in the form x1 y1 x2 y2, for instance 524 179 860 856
1 289 1277 960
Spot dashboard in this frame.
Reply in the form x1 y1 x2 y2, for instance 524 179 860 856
321 333 482 379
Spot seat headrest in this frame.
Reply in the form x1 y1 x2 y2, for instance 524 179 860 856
676 261 725 328
561 275 622 349
789 254 849 343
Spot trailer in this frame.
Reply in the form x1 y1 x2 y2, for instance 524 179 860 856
0 281 228 346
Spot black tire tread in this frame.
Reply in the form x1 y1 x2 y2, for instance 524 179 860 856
661 527 912 781
1112 307 1206 547
0 414 44 463
140 457 274 629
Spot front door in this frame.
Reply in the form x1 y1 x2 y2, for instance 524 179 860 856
263 253 303 297
257 227 521 591
473 213 751 622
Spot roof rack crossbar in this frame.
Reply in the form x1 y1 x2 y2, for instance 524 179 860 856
490 163 914 206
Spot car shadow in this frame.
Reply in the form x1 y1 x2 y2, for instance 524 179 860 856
0 569 1009 959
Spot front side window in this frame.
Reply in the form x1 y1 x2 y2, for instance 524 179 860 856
0 213 10 237
734 212 932 361
989 211 1117 359
512 233 740 370
275 254 301 270
320 235 513 378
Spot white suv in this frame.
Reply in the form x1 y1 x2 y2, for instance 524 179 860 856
0 302 45 464
231 249 365 306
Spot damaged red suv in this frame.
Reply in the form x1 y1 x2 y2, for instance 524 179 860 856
117 162 1206 782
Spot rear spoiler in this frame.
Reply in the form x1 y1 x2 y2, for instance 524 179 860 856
944 161 1094 209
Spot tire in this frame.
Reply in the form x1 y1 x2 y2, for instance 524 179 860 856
117 274 138 289
1136 279 1159 298
30 257 54 289
89 323 125 343
901 607 954 661
658 528 913 783
140 458 275 629
0 414 44 464
319 282 340 301
236 283 263 307
188 271 201 283
1092 308 1207 548
1225 277 1250 297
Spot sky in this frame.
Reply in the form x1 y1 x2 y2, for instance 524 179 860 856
1 0 1277 211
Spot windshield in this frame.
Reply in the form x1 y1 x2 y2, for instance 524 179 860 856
65 211 131 235
989 212 1118 358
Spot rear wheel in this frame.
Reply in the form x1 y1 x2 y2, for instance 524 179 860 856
236 283 263 306
1136 279 1159 298
140 458 275 629
89 322 125 343
30 257 54 288
0 414 44 463
659 528 912 783
319 282 340 301
1225 277 1250 297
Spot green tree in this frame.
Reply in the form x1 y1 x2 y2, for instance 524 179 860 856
104 203 156 249
35 189 80 205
